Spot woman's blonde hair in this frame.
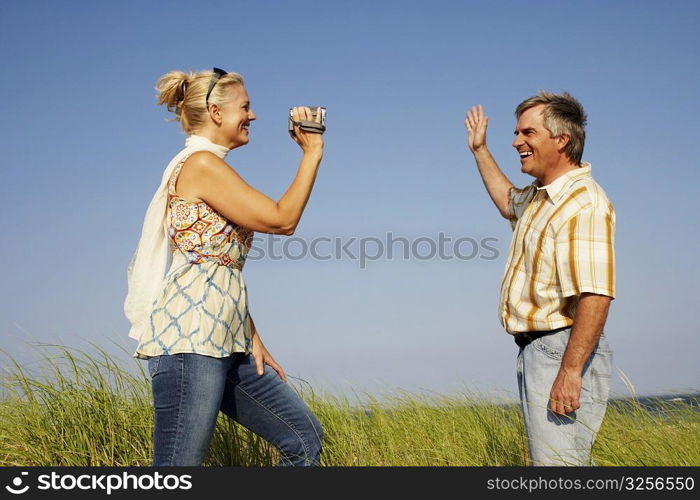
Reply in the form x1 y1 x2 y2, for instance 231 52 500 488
155 69 244 134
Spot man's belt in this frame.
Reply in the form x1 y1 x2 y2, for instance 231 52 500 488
513 325 571 349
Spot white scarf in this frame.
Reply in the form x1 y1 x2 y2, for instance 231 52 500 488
124 135 231 341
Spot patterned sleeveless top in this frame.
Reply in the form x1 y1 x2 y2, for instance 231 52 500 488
135 156 254 359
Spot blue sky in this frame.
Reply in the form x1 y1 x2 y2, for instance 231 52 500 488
1 0 698 398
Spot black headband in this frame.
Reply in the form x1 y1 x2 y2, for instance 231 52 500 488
205 67 227 107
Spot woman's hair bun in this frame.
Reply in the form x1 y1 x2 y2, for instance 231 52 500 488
155 71 190 114
154 68 244 134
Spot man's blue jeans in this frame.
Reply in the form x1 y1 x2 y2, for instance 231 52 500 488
148 352 323 466
516 329 612 466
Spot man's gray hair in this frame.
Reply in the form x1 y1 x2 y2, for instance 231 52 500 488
515 91 588 165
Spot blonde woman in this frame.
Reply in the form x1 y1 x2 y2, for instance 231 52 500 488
125 68 324 466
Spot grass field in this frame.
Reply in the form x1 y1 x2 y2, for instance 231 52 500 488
1 345 698 466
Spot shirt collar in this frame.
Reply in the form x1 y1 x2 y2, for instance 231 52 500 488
534 162 592 204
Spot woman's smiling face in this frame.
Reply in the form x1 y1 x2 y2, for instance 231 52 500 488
218 84 256 149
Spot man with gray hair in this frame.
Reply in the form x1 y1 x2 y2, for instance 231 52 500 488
465 92 615 465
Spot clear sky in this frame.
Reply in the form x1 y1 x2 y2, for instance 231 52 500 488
1 0 698 398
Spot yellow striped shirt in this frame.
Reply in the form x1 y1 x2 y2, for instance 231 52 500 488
499 163 615 334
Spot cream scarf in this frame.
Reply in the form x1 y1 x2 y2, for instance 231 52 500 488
124 135 231 341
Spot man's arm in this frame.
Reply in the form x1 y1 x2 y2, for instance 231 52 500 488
465 105 514 218
548 293 612 415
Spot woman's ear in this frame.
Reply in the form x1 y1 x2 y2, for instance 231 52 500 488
208 104 222 125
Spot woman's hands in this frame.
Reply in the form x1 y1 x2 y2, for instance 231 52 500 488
290 106 324 156
175 106 324 236
251 328 287 382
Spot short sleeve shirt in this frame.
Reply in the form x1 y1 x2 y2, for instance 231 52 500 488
499 163 615 334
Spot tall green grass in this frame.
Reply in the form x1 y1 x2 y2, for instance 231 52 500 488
1 346 697 466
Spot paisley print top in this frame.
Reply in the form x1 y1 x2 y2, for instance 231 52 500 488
135 156 255 359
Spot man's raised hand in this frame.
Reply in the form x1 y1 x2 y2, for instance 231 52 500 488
465 104 489 153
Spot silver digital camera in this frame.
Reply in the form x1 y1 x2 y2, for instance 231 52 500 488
288 107 326 138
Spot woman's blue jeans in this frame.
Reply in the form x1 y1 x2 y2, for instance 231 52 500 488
148 352 323 466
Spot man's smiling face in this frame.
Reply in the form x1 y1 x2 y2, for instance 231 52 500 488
512 105 565 183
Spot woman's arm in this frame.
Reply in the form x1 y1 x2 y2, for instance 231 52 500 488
178 107 324 235
250 317 287 381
